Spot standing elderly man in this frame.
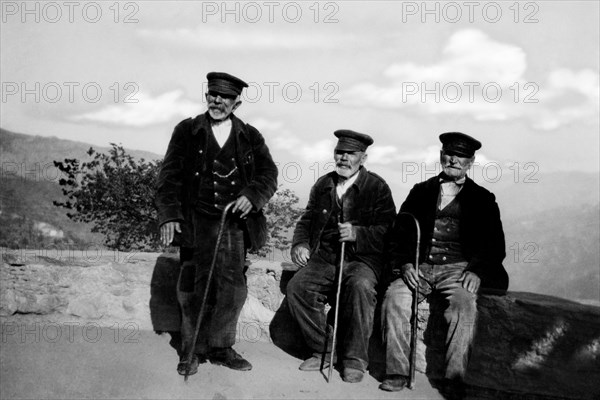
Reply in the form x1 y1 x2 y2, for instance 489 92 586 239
379 132 508 392
155 72 278 375
287 130 396 383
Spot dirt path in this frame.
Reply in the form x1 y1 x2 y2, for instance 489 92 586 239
1 323 443 399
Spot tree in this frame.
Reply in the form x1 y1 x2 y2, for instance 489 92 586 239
54 144 161 251
54 145 303 255
259 186 304 257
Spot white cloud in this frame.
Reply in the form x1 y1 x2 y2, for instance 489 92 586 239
345 29 527 115
343 29 599 130
272 133 334 162
250 118 285 132
137 26 348 49
533 68 600 130
385 29 526 85
368 145 440 166
247 117 335 162
71 91 200 127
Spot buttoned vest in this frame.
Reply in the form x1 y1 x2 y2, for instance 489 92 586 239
427 198 466 265
196 132 242 215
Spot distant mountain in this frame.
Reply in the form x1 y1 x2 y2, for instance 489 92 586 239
0 128 162 250
0 128 161 170
504 204 599 303
490 170 600 220
1 129 598 304
0 175 103 249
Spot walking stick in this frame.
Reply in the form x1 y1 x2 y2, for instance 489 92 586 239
398 212 421 390
328 240 345 383
183 201 236 382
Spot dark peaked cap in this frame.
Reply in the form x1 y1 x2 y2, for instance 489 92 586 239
334 130 374 152
439 132 482 157
207 72 248 96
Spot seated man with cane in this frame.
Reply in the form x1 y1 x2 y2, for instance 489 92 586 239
287 130 396 383
155 72 278 376
379 132 508 392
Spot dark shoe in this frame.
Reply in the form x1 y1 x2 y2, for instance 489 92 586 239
439 377 466 399
299 354 336 371
208 347 252 371
379 375 408 392
177 354 199 376
342 367 364 383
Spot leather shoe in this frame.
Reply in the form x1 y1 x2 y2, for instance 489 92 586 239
208 347 252 371
299 354 336 371
379 375 408 391
439 377 466 399
177 354 200 376
342 367 364 383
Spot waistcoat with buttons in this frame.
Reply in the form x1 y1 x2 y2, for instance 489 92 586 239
196 131 242 215
427 198 466 265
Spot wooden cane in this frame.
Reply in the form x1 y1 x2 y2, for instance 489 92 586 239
328 241 345 383
401 212 421 390
184 201 236 382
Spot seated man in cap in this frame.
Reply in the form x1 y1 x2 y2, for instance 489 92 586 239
155 72 278 375
379 132 508 392
287 130 396 383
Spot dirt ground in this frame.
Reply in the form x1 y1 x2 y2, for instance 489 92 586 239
1 322 444 400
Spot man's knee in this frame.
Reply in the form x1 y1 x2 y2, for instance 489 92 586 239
286 274 304 302
383 279 413 311
381 288 412 324
445 290 477 322
344 274 376 297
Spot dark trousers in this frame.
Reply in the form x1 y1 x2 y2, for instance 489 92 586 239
286 252 378 371
177 213 247 359
381 262 477 379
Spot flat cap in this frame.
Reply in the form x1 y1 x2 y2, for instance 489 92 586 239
207 72 248 96
439 132 482 157
334 130 374 152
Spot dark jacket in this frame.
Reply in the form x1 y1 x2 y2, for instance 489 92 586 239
155 112 278 251
292 167 396 279
388 173 508 291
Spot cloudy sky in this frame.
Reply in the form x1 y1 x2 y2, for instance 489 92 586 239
2 0 599 203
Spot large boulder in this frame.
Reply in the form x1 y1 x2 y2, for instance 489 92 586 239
465 291 600 399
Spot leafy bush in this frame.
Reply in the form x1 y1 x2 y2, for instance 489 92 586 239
257 187 304 257
54 144 161 251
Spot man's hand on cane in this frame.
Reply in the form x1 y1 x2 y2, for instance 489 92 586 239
400 263 419 291
338 222 356 242
232 195 253 218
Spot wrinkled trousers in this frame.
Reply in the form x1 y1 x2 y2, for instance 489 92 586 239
381 262 477 379
177 213 247 358
286 252 378 371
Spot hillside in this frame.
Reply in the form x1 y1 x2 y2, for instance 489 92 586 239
0 128 162 250
504 204 599 303
0 176 103 249
0 128 162 167
0 128 598 303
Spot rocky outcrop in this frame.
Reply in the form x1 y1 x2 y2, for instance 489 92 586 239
2 250 599 399
465 292 600 399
